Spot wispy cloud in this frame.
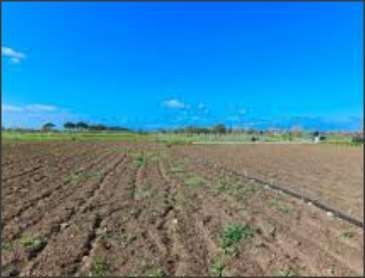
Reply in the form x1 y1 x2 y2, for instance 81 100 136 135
162 99 187 109
25 104 58 112
197 103 209 114
3 105 24 112
2 46 26 64
2 103 85 129
2 103 58 113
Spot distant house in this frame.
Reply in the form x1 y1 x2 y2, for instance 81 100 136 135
313 131 320 143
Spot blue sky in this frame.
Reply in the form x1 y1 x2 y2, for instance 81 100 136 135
2 2 363 131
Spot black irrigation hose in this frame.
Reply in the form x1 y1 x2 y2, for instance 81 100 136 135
199 158 363 228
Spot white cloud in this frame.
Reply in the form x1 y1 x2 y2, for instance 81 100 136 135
3 103 58 113
162 99 187 109
197 103 209 114
3 105 24 112
2 46 26 63
25 104 58 112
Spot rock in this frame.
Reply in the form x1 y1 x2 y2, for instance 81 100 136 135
254 238 266 248
103 241 112 250
326 211 334 218
261 223 276 239
60 223 70 230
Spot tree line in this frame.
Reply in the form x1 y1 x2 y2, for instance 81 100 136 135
40 121 131 132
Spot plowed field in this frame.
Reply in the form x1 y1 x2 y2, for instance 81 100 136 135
1 142 363 276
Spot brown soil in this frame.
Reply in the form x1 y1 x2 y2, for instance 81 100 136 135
1 142 363 276
175 144 364 222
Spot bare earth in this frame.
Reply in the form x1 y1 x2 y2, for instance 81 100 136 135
1 142 363 276
176 144 364 221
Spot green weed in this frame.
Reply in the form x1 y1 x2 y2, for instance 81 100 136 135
145 268 166 277
209 258 225 277
64 171 102 185
2 242 14 251
270 198 292 214
20 235 47 253
90 257 110 277
341 230 355 240
185 176 206 187
273 268 298 277
134 154 145 167
220 224 255 254
170 165 185 174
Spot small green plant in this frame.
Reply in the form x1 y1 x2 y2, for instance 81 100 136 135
64 173 82 184
220 224 255 254
134 154 145 167
145 268 166 277
64 171 102 185
170 165 185 173
90 257 110 277
210 258 225 277
277 206 291 214
270 198 291 214
20 236 47 253
2 242 14 251
185 176 206 188
273 268 297 277
341 230 355 240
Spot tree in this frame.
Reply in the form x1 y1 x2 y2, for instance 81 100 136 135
352 134 364 144
75 121 89 130
89 124 106 131
212 124 227 134
42 122 55 131
64 122 76 131
247 128 256 135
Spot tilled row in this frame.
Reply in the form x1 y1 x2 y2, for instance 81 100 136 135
167 149 363 276
1 143 363 276
2 145 132 276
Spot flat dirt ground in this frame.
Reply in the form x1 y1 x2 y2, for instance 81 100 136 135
1 142 363 276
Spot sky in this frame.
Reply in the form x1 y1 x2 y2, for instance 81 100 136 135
2 2 363 131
